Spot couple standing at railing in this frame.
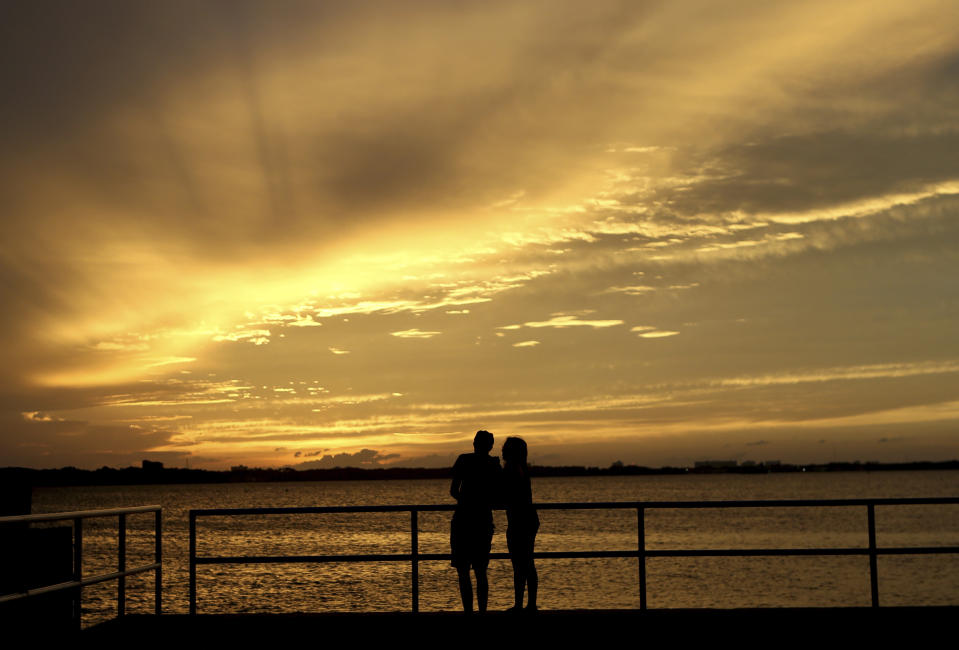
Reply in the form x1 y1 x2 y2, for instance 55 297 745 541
449 430 539 614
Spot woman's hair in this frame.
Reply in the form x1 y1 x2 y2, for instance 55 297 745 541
502 436 528 470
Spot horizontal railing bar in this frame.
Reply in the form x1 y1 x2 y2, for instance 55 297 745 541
618 497 959 509
194 545 959 566
193 505 454 516
0 563 161 603
195 552 643 564
871 546 959 555
190 497 959 518
629 497 959 509
76 564 162 588
197 554 416 565
0 581 83 604
643 549 863 558
547 547 959 558
0 505 161 525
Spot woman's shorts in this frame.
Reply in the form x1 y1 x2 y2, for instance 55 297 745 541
506 521 539 565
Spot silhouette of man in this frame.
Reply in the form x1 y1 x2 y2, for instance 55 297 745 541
449 430 501 612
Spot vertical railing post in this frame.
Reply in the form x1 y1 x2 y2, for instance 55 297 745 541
155 508 163 615
118 513 126 617
867 503 879 607
637 507 647 610
411 509 419 613
73 517 83 629
189 510 197 615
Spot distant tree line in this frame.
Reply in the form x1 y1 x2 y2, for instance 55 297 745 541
1 459 957 488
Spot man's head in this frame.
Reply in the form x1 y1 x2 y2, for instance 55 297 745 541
473 430 494 454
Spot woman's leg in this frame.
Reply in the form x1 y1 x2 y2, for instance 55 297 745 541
508 528 526 609
457 565 473 612
526 528 538 609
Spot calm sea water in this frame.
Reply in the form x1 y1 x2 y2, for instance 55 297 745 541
29 471 959 625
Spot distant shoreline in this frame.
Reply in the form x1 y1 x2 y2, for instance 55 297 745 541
2 460 957 488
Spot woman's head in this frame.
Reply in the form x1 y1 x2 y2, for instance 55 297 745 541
502 436 528 466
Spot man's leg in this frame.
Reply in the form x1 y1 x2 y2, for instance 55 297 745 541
457 566 473 612
474 567 488 612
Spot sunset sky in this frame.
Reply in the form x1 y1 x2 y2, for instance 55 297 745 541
2 1 959 470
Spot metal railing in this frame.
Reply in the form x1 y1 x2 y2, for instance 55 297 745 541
189 497 959 614
0 505 162 627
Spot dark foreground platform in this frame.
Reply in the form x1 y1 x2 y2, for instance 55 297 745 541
86 607 957 643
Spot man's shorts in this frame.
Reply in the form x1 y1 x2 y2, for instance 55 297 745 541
450 509 493 569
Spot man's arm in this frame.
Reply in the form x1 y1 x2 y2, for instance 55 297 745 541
450 476 462 502
450 455 463 501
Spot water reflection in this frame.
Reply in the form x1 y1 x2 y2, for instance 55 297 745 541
28 471 959 625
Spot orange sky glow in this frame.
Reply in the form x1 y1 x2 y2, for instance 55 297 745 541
2 1 959 469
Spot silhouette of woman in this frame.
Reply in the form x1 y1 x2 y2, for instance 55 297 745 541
502 436 539 612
